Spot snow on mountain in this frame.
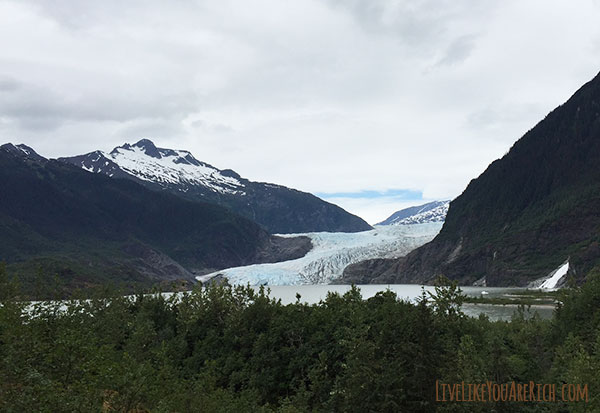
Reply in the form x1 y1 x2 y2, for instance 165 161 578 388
59 139 372 234
197 223 443 286
0 143 46 162
378 200 450 225
68 139 246 195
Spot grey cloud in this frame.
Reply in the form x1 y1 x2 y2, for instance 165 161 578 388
325 0 440 41
116 118 186 141
467 103 546 131
435 35 477 67
324 0 490 49
14 0 198 30
14 117 63 132
190 119 233 134
0 79 199 130
0 77 21 92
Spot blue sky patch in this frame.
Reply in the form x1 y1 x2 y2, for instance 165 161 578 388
316 189 423 200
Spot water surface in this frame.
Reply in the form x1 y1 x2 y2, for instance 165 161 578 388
255 284 554 321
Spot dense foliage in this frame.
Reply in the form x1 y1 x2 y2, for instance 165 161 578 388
2 268 600 411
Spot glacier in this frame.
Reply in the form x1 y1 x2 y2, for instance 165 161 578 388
197 223 442 286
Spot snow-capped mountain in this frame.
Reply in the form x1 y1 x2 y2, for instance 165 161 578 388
1 143 46 162
60 139 371 234
197 223 442 285
1 142 314 294
65 139 246 195
377 200 450 225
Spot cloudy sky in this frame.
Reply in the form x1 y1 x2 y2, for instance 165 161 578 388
1 0 600 224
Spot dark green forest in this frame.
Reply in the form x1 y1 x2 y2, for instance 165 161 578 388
2 264 600 412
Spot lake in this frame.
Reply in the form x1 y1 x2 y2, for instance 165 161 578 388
253 284 555 321
25 284 555 322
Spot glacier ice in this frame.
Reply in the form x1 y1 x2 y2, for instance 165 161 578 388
197 223 443 286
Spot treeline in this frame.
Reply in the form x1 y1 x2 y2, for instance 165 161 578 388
1 268 600 412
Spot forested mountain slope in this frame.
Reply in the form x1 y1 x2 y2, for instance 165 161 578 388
344 71 600 286
0 144 309 296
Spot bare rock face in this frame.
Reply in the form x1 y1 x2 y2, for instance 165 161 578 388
253 235 313 264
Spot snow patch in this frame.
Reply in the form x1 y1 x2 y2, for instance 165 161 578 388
18 146 30 156
100 144 245 195
378 200 450 226
391 202 449 225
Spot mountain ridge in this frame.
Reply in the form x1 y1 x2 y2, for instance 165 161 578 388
59 139 372 234
0 143 311 297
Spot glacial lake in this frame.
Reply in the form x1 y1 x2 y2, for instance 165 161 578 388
26 285 555 322
251 284 555 321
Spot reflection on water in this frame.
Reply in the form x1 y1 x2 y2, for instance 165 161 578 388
255 284 555 321
461 303 554 321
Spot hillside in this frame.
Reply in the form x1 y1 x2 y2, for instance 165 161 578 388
343 71 600 287
0 144 310 296
59 139 372 234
